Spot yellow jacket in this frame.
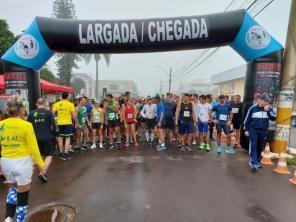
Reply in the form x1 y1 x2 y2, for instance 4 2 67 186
0 117 45 168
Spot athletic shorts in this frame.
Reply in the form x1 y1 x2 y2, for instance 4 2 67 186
58 124 73 137
0 157 33 186
161 117 175 130
146 119 156 130
198 122 209 133
108 119 120 128
179 122 195 135
126 122 136 125
216 122 230 134
92 123 102 129
38 140 54 157
232 119 241 130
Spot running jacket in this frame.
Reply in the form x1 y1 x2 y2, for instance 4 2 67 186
244 104 276 131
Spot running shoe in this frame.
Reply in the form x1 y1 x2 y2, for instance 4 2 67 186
255 163 262 169
178 143 182 148
81 146 88 151
38 173 48 183
64 153 71 160
216 146 222 154
226 147 236 155
157 144 167 151
205 144 211 152
59 153 64 160
90 143 97 149
192 140 197 145
180 145 186 152
198 143 205 150
135 142 139 147
4 217 13 222
185 144 192 152
124 142 129 147
109 144 115 150
99 143 104 149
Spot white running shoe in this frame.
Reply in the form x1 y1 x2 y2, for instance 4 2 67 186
99 143 103 149
90 143 97 149
4 217 13 222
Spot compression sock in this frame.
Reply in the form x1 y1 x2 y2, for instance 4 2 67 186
5 188 17 218
145 131 150 141
16 191 29 222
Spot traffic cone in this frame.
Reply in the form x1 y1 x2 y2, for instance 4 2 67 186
261 143 273 165
273 153 291 175
289 170 296 185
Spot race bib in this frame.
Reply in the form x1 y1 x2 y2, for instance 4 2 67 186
232 108 239 114
109 112 115 119
219 114 227 121
184 111 190 117
81 117 86 123
128 113 133 119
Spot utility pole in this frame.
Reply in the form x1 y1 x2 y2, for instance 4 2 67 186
159 81 163 95
169 68 172 93
273 0 296 153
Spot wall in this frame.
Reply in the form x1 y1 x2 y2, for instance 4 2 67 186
217 77 245 97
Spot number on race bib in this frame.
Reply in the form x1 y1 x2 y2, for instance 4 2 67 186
184 111 190 117
219 114 227 121
128 113 133 118
232 108 239 114
109 112 115 119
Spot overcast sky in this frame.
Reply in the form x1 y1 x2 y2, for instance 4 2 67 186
0 0 292 96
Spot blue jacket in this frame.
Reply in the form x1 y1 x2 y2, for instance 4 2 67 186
244 104 276 131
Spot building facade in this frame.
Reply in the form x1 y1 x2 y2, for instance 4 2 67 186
211 65 246 97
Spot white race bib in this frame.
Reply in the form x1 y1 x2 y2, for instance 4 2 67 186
127 113 133 118
184 111 190 117
219 114 227 121
109 112 115 119
232 108 239 114
81 117 86 123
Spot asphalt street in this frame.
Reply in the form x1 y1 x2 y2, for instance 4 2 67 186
1 144 296 222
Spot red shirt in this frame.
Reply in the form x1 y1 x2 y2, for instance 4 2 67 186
124 104 135 123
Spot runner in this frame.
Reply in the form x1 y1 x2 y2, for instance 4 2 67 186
175 93 197 152
206 94 216 141
104 94 121 149
230 95 243 148
192 94 199 145
135 98 145 141
196 95 212 152
122 98 139 147
212 95 234 155
162 93 177 143
156 97 166 151
1 96 45 222
244 95 276 171
27 98 58 183
140 98 157 145
90 99 104 149
85 98 93 142
75 97 90 151
52 93 78 161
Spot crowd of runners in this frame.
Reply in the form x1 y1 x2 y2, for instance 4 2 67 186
0 90 276 222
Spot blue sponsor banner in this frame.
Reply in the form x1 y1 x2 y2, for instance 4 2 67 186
230 12 283 61
1 19 54 70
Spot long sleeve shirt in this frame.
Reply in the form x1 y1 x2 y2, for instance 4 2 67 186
244 104 276 131
0 117 45 168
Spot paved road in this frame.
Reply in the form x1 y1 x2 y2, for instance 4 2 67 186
1 144 296 222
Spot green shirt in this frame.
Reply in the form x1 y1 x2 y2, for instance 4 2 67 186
76 106 87 126
105 102 118 121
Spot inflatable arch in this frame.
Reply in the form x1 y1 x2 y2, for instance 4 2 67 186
0 9 284 149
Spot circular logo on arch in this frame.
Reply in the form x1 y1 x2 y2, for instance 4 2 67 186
14 34 39 59
246 25 271 50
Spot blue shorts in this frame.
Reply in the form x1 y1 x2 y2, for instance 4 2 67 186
179 122 195 135
58 124 73 137
161 117 175 130
216 122 230 134
198 122 209 133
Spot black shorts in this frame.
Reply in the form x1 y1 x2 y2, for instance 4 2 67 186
58 124 73 137
108 120 120 128
38 140 54 157
146 119 156 130
232 119 241 130
161 117 175 130
92 123 102 129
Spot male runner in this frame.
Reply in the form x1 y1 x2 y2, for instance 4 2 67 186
230 95 243 148
141 98 157 145
52 93 78 161
156 97 166 151
162 93 176 143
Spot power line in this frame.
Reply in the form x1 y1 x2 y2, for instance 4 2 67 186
0 0 48 10
169 0 275 85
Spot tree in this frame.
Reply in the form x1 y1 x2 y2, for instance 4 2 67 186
71 78 86 95
40 66 57 83
52 0 79 86
84 54 111 98
0 19 15 58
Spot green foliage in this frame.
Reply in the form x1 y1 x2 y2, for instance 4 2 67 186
0 19 16 57
71 78 86 95
287 158 296 166
52 0 78 86
40 66 57 83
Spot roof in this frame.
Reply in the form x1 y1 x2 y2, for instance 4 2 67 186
211 64 246 84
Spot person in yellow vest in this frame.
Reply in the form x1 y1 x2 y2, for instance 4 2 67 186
0 96 45 222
